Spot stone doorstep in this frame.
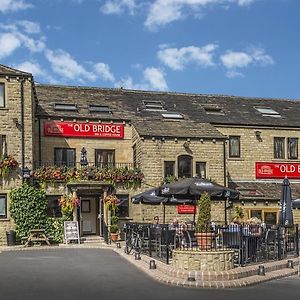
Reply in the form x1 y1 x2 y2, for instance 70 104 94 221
113 247 300 289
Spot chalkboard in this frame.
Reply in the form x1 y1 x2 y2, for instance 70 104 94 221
64 221 80 244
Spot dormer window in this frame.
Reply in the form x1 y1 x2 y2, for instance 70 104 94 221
89 105 112 114
54 103 77 111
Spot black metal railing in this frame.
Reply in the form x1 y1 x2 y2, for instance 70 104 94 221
33 161 136 170
123 223 299 266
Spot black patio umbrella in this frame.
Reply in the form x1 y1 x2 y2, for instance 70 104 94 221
279 177 294 226
131 188 194 223
292 198 300 208
158 177 240 201
131 188 168 205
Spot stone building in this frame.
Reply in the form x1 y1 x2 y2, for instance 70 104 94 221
1 64 300 244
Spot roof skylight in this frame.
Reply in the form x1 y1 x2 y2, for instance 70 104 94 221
54 103 77 111
143 100 165 111
204 106 225 115
255 107 281 118
162 112 184 119
89 105 112 113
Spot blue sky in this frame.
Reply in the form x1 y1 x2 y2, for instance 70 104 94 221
0 0 299 99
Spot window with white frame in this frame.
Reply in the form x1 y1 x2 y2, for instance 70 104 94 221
0 195 7 219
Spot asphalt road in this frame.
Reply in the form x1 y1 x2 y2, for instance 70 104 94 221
0 248 299 300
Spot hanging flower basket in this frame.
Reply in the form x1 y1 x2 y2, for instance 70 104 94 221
0 155 18 178
59 193 80 217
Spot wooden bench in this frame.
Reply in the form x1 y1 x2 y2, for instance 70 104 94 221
24 229 51 247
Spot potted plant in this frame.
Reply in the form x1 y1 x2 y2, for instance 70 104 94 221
195 192 214 250
110 215 119 242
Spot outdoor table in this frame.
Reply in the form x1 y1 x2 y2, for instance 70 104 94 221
24 229 51 247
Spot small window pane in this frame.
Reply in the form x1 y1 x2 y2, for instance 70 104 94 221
178 155 192 178
288 138 298 159
54 148 76 167
0 83 4 107
0 135 7 157
229 136 240 158
0 195 7 218
274 137 285 159
117 194 129 218
164 161 175 177
196 162 206 178
95 149 115 168
47 196 62 218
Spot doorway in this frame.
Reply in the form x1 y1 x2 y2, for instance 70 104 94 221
80 196 100 235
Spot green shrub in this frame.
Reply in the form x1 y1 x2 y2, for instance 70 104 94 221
10 183 48 241
196 192 211 232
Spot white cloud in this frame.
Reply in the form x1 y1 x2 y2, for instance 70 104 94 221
220 51 253 69
221 47 274 78
15 61 44 76
0 33 21 58
0 21 45 54
221 47 274 69
158 44 218 70
45 49 96 81
143 67 168 91
100 0 136 15
115 67 168 91
225 70 244 78
0 0 33 13
145 0 259 30
16 20 41 34
94 62 115 82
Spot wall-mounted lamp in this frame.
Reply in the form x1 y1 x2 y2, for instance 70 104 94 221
253 200 257 206
265 200 269 206
241 200 245 206
255 130 262 142
212 139 216 143
22 167 31 179
200 138 204 143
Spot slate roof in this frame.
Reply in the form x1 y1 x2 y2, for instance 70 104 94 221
35 84 300 138
229 181 300 200
0 64 32 77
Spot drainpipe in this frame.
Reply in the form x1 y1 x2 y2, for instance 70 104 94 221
20 78 25 183
223 139 228 225
38 117 41 167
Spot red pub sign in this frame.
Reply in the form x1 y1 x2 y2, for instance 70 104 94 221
44 121 124 139
177 205 196 214
256 162 300 179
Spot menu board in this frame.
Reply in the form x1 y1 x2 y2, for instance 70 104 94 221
64 221 80 244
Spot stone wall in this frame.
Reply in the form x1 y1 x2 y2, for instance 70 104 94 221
172 249 235 271
0 76 34 245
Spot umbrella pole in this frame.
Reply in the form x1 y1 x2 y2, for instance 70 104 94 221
193 196 196 224
163 203 166 224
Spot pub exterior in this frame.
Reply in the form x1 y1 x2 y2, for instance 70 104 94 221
1 64 300 245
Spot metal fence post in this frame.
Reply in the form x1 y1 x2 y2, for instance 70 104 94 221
277 226 281 260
